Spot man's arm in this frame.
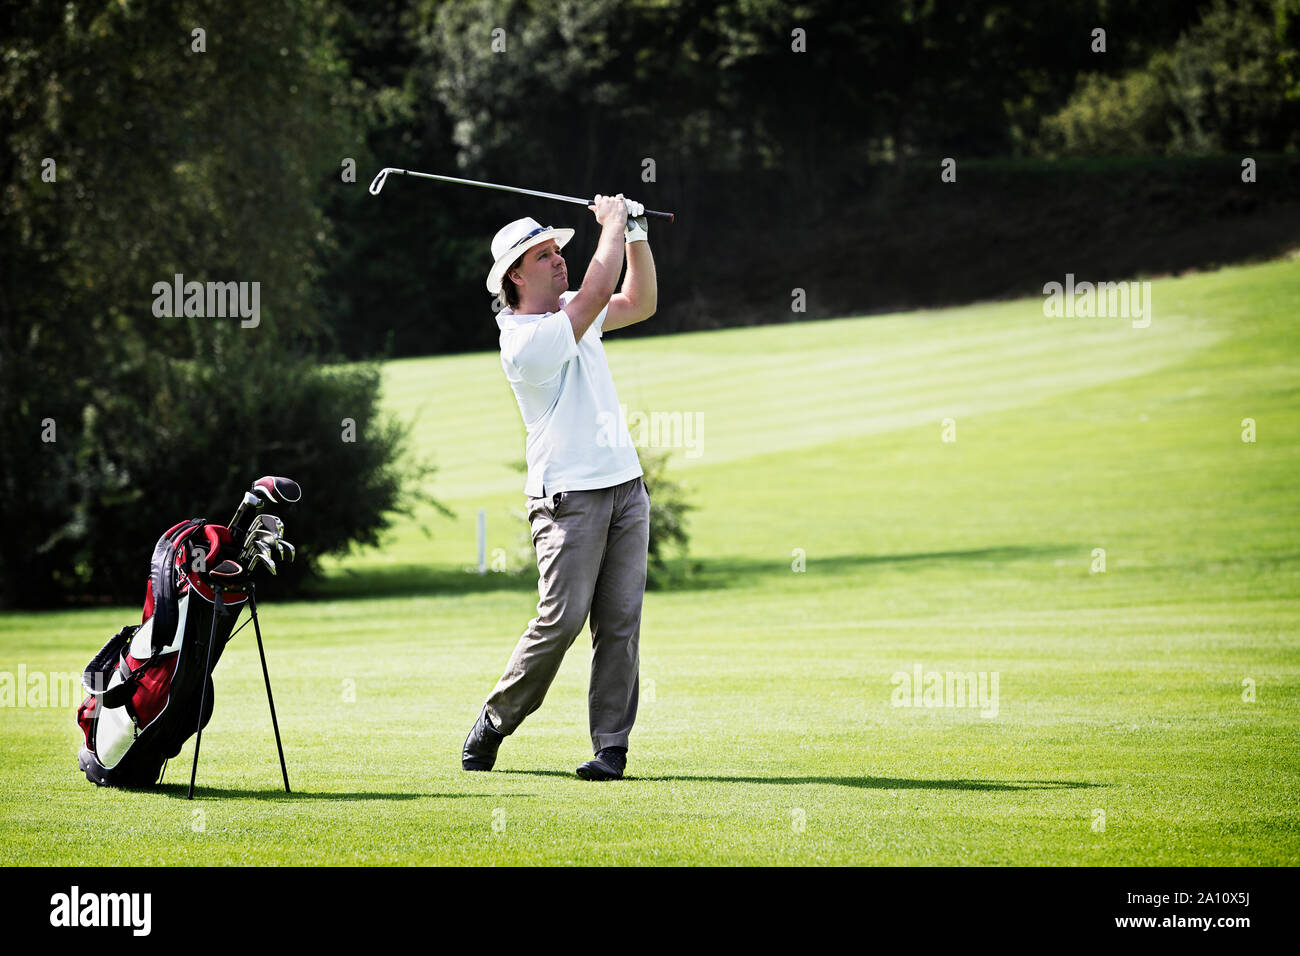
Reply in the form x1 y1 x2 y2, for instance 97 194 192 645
564 195 627 343
604 238 657 332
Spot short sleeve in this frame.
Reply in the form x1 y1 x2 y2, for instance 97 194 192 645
501 312 578 385
557 290 610 340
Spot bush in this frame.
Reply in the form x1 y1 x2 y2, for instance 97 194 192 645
1038 0 1300 156
638 448 695 588
0 328 436 606
1038 71 1172 156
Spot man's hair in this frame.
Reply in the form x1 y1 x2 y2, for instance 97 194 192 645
501 252 525 309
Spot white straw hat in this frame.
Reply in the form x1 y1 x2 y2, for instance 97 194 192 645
486 217 575 295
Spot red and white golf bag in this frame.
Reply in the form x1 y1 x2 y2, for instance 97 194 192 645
76 519 249 787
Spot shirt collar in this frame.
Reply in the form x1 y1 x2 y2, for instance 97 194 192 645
495 293 567 331
496 307 547 331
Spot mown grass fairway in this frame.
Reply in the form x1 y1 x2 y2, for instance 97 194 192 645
3 259 1298 865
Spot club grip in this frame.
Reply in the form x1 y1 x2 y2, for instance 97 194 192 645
595 200 675 224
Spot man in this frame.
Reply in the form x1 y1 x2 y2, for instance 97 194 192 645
463 193 658 781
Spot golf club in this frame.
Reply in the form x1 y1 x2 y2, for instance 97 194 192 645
244 531 272 557
228 491 264 541
263 535 287 562
231 477 299 542
241 536 269 564
241 525 279 556
255 514 285 537
244 528 287 564
368 167 676 223
252 476 302 506
254 535 278 562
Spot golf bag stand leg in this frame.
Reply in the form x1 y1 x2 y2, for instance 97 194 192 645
249 584 291 793
188 585 226 800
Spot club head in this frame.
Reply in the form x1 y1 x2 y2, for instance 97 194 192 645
242 534 267 560
369 167 398 195
251 476 302 505
259 531 287 561
243 526 276 552
241 530 267 561
246 533 291 564
255 514 285 536
250 548 277 576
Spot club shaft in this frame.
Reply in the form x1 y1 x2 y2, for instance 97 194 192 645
399 169 590 206
371 168 675 222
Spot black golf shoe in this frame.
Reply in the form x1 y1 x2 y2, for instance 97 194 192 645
462 706 505 771
576 747 627 781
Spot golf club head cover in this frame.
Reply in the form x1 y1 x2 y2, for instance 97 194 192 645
253 476 302 504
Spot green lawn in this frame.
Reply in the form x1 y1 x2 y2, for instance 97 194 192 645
2 259 1298 864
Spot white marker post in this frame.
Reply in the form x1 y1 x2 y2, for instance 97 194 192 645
477 509 486 574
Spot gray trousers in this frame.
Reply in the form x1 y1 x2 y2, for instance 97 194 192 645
485 475 649 754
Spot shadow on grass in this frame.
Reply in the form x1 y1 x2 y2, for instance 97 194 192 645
154 785 534 801
663 544 1072 592
494 770 1102 791
306 545 1071 600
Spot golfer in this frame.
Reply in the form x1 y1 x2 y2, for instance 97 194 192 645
462 193 657 781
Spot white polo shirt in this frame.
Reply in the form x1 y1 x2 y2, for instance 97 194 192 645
497 291 642 497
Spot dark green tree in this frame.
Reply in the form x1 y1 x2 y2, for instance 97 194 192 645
1039 0 1300 155
1 0 431 605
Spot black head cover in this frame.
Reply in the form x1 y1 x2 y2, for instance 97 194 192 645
252 476 301 504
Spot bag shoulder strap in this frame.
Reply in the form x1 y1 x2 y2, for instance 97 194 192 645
149 518 205 656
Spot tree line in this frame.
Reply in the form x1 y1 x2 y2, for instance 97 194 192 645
3 0 1295 605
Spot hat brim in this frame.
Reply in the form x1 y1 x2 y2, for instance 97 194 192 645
486 227 576 294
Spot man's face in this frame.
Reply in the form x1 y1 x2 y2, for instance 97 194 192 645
509 238 567 302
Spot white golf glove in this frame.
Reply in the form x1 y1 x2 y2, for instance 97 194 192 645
624 198 649 243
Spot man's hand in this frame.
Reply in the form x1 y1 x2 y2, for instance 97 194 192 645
589 194 628 230
623 198 648 243
625 217 649 244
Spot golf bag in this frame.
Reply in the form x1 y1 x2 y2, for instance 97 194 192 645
76 519 249 787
